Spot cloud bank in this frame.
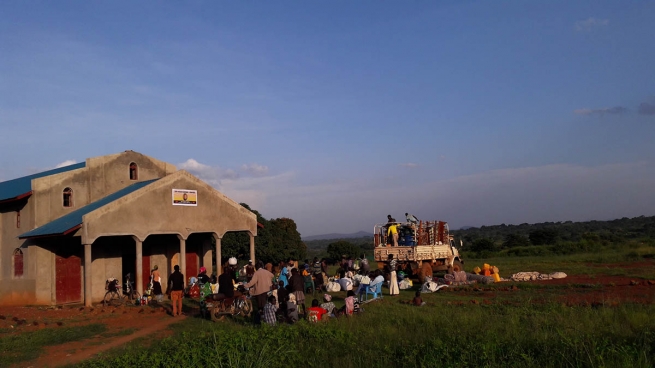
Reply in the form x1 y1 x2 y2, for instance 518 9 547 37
574 106 627 116
575 17 609 32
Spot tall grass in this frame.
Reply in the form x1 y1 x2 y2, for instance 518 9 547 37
78 298 654 368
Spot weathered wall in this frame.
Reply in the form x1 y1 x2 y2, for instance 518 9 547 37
82 170 257 244
31 151 177 228
86 151 176 203
0 205 36 306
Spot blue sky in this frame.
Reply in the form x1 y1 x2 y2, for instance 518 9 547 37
1 1 654 236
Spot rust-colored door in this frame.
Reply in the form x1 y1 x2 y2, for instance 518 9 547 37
56 254 82 304
141 255 151 290
185 251 198 280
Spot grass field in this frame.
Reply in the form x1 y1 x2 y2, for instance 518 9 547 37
69 251 655 368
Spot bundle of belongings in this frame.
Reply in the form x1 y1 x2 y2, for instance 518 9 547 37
399 278 413 290
421 276 449 293
510 272 567 281
326 281 341 292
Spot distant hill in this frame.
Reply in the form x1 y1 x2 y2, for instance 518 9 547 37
302 231 373 241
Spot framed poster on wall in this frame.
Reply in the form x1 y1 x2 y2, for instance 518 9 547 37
172 189 197 206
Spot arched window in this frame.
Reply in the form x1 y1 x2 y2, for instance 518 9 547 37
63 187 73 207
13 249 23 278
129 162 138 180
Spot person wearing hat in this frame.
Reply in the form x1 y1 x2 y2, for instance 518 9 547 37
151 265 163 302
197 266 210 284
245 260 255 282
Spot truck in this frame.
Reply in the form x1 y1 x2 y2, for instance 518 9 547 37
373 220 463 282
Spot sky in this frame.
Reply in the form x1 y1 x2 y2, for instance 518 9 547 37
1 1 654 237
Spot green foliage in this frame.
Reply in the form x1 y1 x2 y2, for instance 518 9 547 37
502 233 530 248
454 215 655 258
0 323 107 365
219 203 306 264
77 295 655 368
326 240 361 262
529 229 558 245
470 238 497 253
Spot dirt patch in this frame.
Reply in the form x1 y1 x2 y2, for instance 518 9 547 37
0 303 180 367
31 314 184 367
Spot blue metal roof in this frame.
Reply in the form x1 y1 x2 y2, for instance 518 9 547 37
0 162 86 202
19 179 158 239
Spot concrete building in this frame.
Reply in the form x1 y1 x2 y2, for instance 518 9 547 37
0 151 257 306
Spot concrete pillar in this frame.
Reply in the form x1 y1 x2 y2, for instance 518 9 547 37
135 238 143 297
249 233 255 264
215 236 222 277
84 243 92 307
179 236 186 286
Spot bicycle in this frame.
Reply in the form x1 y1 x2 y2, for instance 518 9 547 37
103 274 141 306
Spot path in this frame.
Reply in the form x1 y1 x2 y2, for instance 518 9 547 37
31 315 186 367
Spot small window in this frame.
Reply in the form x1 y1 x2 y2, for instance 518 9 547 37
129 162 138 180
13 249 23 278
63 187 73 207
16 211 20 228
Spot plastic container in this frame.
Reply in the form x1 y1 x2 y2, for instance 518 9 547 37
492 273 501 283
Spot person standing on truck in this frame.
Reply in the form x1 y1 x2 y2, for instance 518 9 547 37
387 215 396 223
405 213 419 225
388 254 400 296
387 223 399 247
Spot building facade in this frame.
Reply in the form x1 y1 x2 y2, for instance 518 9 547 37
0 151 257 306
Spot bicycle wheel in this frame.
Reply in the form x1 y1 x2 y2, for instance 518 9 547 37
103 291 121 307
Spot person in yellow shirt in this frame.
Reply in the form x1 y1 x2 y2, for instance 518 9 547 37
387 224 399 247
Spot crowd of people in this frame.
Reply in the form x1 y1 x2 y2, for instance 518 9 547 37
150 244 422 323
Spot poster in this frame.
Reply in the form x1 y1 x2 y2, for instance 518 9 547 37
172 189 197 206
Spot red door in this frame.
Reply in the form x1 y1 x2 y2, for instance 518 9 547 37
56 254 82 304
141 255 151 290
186 251 198 280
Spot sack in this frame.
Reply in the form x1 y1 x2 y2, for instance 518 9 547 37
421 281 439 292
399 279 412 290
326 281 341 292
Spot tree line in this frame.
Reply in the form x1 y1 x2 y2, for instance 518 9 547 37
451 215 655 257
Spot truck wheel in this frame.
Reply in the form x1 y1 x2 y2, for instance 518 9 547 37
450 260 464 274
418 262 433 283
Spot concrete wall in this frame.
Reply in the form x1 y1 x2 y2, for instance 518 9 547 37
0 198 36 305
82 170 257 244
31 151 177 228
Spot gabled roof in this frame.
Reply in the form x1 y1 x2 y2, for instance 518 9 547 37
19 179 158 239
0 163 86 203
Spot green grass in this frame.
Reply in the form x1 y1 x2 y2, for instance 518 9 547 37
0 323 107 365
58 250 655 367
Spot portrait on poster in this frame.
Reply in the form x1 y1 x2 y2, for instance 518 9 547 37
172 189 197 206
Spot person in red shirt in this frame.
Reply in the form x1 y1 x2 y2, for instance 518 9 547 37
307 299 328 322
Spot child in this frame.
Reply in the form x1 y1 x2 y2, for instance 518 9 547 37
284 294 299 323
307 299 328 322
320 294 336 316
339 290 356 316
413 290 426 306
263 295 278 326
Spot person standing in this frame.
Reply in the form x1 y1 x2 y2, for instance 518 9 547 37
388 254 399 296
168 265 184 316
246 261 274 322
151 265 163 302
289 268 306 316
387 223 399 247
359 254 370 275
405 213 419 225
218 266 236 298
278 261 289 288
245 260 255 282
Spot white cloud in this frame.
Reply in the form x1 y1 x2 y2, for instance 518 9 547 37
575 17 609 32
55 160 77 168
241 163 269 176
574 106 627 116
400 163 419 168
